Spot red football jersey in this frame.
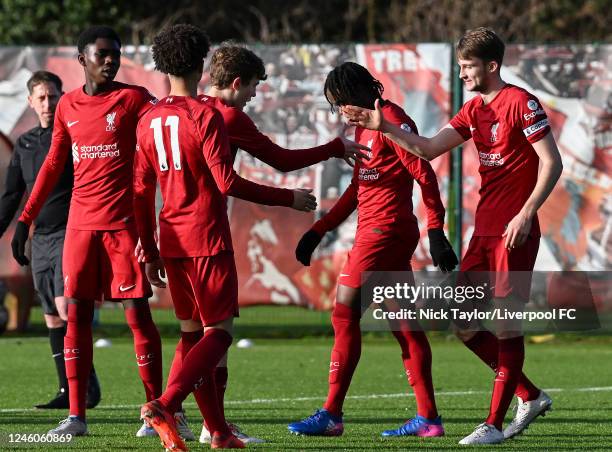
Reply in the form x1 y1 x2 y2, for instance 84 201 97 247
19 82 155 230
198 95 344 169
313 101 445 242
134 96 294 260
449 84 550 237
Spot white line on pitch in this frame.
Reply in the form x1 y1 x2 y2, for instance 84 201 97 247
1 386 611 414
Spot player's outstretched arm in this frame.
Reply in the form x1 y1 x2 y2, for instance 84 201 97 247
342 99 464 161
225 109 369 171
296 182 358 266
203 109 316 211
503 132 563 249
0 152 26 238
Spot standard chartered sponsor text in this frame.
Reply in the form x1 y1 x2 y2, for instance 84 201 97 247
79 142 120 159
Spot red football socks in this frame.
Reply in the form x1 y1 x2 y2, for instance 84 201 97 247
167 330 203 390
214 366 229 421
65 301 94 419
486 336 525 429
464 330 540 401
124 302 163 401
392 328 438 420
160 328 232 435
323 303 362 417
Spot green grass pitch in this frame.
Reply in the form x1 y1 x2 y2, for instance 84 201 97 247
0 306 611 450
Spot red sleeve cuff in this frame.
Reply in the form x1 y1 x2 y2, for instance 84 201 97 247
311 221 327 236
18 214 32 226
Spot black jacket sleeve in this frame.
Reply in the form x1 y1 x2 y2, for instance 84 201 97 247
0 147 26 237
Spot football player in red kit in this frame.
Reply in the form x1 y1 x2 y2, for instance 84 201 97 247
288 62 458 438
189 44 369 445
134 24 317 451
11 26 164 437
342 28 563 445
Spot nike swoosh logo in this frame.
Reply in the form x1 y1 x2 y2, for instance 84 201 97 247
119 284 136 292
137 361 152 367
329 369 338 373
64 357 79 361
67 120 79 127
339 273 350 277
52 353 62 358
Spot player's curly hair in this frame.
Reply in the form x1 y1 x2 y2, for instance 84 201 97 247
324 62 384 112
77 26 121 54
209 44 267 88
152 24 210 76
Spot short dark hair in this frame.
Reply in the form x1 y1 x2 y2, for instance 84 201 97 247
324 62 384 111
456 27 505 66
152 24 210 76
77 26 121 54
209 45 267 88
27 71 62 94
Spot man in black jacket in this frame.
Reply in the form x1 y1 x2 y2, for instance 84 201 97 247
0 71 101 409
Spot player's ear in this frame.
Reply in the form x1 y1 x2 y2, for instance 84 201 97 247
487 60 499 73
231 77 242 91
27 95 34 109
77 52 87 68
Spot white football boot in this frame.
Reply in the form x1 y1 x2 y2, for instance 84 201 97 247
459 423 504 445
135 419 157 437
200 422 265 444
48 416 88 436
174 411 196 441
503 391 552 439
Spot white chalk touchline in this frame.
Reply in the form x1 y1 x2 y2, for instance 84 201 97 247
1 386 611 414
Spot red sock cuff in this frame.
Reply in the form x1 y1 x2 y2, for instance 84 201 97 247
181 330 203 344
124 302 154 326
204 328 233 347
67 302 94 324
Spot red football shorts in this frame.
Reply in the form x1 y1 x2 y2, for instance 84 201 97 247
460 235 540 300
338 228 419 289
164 251 239 326
63 226 152 300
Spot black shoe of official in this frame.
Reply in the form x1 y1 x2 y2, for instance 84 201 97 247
86 369 101 409
35 389 69 409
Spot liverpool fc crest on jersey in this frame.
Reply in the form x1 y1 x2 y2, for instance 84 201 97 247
106 112 117 131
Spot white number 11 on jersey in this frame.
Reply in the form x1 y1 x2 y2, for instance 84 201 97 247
150 116 181 171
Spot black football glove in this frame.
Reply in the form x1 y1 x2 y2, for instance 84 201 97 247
295 229 323 266
428 228 458 272
11 221 30 266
